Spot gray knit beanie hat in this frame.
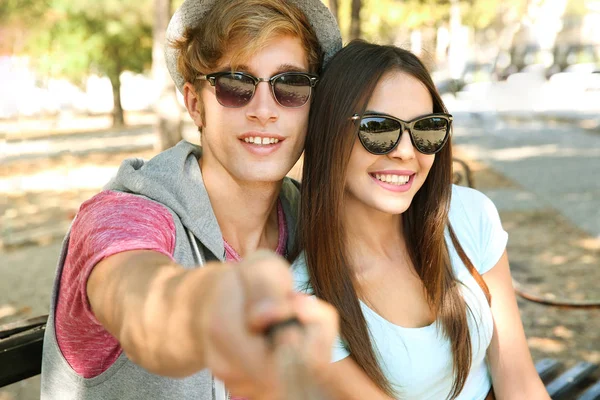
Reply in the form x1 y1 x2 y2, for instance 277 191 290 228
165 0 342 93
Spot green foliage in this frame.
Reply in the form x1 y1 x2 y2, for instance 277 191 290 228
461 0 524 30
0 0 49 23
565 0 591 16
330 0 528 43
0 0 49 55
22 0 153 86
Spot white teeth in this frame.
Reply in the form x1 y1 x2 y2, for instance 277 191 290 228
374 174 410 185
244 137 280 145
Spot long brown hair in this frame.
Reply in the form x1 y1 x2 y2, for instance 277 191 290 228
297 40 490 399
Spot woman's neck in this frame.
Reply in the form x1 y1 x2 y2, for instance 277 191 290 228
342 193 407 272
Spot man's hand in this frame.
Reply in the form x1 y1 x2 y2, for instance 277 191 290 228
89 249 337 398
199 251 338 399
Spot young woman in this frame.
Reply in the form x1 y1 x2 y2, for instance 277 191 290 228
293 40 550 400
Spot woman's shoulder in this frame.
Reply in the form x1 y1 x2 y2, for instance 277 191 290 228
449 184 501 227
450 184 494 208
448 184 508 275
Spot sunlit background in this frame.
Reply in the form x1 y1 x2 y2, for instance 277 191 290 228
2 0 600 126
1 1 599 399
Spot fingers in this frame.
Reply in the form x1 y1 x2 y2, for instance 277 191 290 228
236 250 297 332
207 251 297 396
202 252 339 399
292 294 339 372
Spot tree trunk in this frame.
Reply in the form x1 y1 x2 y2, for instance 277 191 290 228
153 0 182 151
328 0 339 23
349 0 362 40
109 70 125 127
447 0 464 80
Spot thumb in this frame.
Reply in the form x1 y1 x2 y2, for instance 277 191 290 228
236 250 296 332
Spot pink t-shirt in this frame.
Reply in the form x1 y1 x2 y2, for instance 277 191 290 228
55 190 288 385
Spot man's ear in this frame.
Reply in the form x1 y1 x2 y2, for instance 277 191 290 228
183 82 204 129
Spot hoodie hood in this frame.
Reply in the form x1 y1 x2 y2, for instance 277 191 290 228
104 140 300 260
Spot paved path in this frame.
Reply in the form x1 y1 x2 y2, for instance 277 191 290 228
452 112 600 239
3 126 155 163
0 242 60 400
2 121 199 163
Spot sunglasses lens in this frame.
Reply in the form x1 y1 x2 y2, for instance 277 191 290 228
215 73 255 107
412 117 449 154
273 74 312 107
358 117 402 154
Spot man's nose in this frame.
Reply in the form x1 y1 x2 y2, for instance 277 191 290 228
246 81 279 125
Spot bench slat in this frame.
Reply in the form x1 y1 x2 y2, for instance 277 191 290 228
0 315 48 340
577 379 600 400
536 358 563 382
0 325 46 387
546 362 599 399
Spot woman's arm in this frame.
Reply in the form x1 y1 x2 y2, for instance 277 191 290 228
318 357 393 400
484 251 550 400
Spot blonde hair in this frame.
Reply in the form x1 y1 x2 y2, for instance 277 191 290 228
173 0 322 86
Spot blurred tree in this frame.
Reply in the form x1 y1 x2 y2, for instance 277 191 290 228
153 0 183 150
328 0 527 44
564 0 590 16
332 0 451 43
350 0 362 40
329 0 340 22
24 0 153 127
0 0 47 23
0 0 49 54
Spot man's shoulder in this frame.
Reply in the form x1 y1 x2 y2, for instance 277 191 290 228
73 190 176 235
80 190 169 212
282 176 301 191
280 177 301 203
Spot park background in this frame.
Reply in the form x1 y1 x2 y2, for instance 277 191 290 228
1 0 599 399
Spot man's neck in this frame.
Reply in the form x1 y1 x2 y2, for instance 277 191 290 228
202 165 284 259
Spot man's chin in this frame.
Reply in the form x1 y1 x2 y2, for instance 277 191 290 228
258 158 298 175
233 169 290 185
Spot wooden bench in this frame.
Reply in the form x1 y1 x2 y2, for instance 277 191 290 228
537 358 600 399
0 315 46 388
452 157 475 188
1 315 599 398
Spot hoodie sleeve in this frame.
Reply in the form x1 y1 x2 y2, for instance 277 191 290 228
55 190 176 378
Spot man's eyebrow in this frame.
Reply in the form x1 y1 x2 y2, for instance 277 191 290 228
216 64 238 72
274 63 309 73
216 63 309 75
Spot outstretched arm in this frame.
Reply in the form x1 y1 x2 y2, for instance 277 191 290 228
88 250 338 399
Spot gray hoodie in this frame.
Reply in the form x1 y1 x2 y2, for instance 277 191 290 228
40 140 300 400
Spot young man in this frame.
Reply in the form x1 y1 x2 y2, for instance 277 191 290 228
40 0 342 399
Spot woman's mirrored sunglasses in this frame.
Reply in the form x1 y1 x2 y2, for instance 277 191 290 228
352 112 453 155
197 71 319 108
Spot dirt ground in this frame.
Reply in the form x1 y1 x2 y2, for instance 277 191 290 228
455 150 600 379
1 145 599 399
